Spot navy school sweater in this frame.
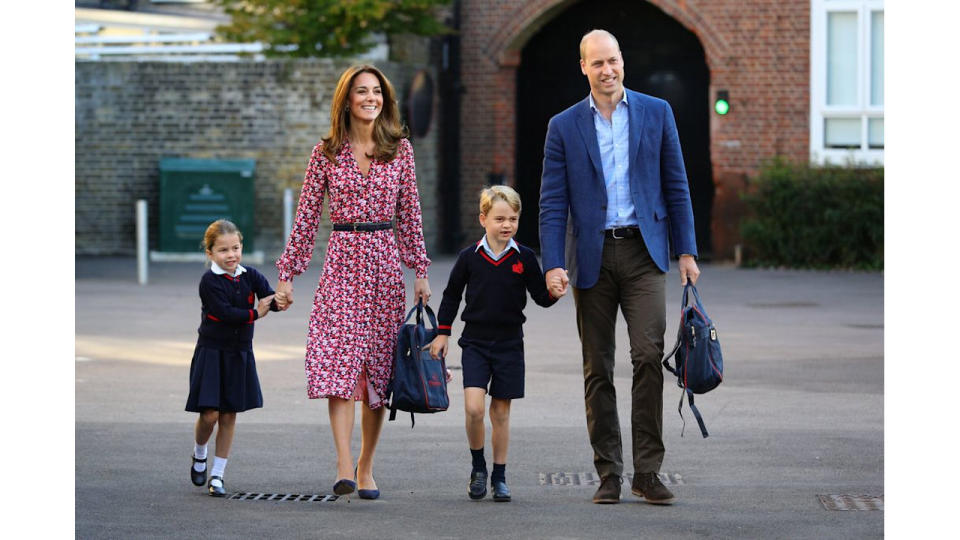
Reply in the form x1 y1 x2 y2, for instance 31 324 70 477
437 241 558 340
197 266 278 351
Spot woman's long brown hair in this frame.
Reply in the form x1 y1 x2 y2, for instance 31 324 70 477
321 64 408 164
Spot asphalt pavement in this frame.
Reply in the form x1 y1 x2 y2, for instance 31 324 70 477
75 255 883 539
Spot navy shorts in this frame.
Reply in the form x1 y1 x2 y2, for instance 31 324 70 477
458 336 525 399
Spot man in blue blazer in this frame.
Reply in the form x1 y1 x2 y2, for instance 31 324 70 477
539 29 701 505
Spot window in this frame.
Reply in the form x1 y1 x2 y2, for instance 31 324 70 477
810 0 884 164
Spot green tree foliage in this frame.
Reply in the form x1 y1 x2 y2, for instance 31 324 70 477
213 0 451 58
740 158 884 270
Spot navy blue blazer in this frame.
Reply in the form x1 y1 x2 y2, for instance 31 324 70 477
538 89 698 289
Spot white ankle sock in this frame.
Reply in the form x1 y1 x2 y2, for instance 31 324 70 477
211 456 227 478
193 444 208 472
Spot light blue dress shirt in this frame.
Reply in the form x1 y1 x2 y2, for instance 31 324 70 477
589 93 637 229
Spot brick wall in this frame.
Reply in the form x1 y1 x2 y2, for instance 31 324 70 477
75 59 441 258
460 0 810 258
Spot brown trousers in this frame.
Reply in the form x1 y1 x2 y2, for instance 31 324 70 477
572 235 666 478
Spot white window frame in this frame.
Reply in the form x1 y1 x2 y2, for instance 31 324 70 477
810 0 884 165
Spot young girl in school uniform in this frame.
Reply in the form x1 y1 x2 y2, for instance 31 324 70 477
185 219 278 496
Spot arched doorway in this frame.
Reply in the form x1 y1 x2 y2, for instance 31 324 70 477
515 0 713 257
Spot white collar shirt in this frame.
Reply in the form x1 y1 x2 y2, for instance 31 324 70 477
210 262 247 277
475 235 519 261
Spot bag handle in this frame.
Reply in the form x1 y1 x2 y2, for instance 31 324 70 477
663 282 703 379
680 281 703 310
406 300 438 331
662 282 691 374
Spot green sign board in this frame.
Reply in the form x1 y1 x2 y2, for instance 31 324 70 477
158 158 256 252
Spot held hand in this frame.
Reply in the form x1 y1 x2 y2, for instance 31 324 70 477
548 275 566 298
545 268 569 296
274 291 288 310
678 255 701 286
429 335 448 360
257 295 275 318
275 281 293 310
445 368 453 382
414 278 432 306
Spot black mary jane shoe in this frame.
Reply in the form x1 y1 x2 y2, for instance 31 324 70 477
208 475 226 497
491 480 511 502
468 470 488 500
191 456 207 486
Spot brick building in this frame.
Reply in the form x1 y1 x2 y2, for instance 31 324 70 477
445 0 884 259
74 0 883 261
75 60 441 256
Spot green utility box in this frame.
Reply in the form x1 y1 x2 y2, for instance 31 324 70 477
158 158 256 252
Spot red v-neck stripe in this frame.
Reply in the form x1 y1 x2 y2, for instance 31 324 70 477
478 248 515 266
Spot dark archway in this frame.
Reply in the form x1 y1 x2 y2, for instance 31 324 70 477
515 0 713 257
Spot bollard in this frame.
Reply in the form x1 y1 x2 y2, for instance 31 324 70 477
136 200 148 285
283 188 293 242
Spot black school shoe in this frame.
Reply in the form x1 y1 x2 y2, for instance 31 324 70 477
468 470 488 500
491 479 511 502
190 457 207 486
208 475 226 497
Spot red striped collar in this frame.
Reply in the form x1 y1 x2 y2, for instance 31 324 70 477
474 236 519 260
475 238 519 266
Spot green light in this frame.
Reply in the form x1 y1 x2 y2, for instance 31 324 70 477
714 99 730 115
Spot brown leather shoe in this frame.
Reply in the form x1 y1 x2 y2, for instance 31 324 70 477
592 474 622 504
631 472 675 505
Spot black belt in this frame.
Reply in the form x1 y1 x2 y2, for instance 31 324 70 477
332 221 393 232
605 226 640 239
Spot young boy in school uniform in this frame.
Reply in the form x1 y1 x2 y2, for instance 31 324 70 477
429 185 564 502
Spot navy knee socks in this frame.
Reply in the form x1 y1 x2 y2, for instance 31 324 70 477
471 449 506 483
471 448 487 473
491 463 506 484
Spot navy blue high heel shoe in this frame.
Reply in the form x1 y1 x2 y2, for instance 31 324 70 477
333 478 356 495
358 488 380 499
355 466 380 499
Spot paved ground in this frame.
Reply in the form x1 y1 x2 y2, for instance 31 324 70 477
74 255 883 539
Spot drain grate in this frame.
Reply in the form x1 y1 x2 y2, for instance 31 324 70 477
539 472 683 486
227 492 339 502
817 494 883 511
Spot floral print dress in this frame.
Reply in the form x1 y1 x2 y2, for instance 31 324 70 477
276 138 430 409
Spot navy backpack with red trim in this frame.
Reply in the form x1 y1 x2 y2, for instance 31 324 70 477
387 302 449 427
662 282 724 438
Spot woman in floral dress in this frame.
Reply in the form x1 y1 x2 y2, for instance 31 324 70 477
274 65 432 499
